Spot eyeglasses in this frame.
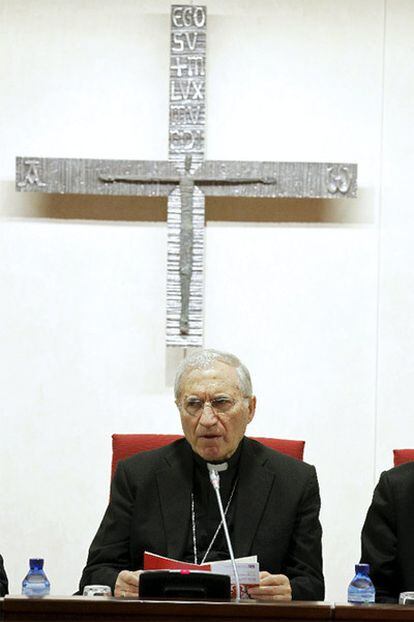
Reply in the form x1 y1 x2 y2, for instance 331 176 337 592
180 396 246 417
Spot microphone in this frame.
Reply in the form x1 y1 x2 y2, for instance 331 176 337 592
206 463 241 602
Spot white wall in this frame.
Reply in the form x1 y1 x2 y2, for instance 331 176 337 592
0 0 413 602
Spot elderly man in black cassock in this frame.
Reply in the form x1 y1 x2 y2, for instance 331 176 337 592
79 349 324 601
361 461 414 602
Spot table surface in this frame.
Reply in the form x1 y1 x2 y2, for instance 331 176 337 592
334 603 414 621
1 597 414 622
0 596 331 620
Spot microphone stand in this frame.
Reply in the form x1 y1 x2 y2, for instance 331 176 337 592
208 466 241 602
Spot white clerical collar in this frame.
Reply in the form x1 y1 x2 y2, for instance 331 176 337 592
206 461 228 472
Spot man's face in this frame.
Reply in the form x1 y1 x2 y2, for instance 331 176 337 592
176 361 256 462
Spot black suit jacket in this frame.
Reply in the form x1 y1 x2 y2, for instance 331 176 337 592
79 437 324 600
0 554 8 596
361 462 414 602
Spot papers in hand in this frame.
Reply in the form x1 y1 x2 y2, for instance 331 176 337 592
143 551 259 599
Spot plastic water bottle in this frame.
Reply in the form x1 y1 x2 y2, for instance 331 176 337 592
347 563 375 603
22 559 50 597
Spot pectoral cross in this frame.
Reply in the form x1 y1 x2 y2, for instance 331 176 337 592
16 4 357 348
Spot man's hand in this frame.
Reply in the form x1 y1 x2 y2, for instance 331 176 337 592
247 571 292 601
114 570 142 598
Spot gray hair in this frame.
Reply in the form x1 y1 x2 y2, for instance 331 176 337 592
174 349 253 399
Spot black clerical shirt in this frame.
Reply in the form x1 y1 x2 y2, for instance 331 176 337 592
182 439 243 564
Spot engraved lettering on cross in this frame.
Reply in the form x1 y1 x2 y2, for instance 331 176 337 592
171 33 199 53
187 56 204 76
327 165 352 194
171 57 188 77
172 6 205 28
170 130 204 151
17 159 47 188
171 56 204 78
170 105 202 125
171 80 204 101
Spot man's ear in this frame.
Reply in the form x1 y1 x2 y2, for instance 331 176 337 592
247 396 256 423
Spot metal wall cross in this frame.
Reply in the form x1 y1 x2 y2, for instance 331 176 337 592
16 4 357 348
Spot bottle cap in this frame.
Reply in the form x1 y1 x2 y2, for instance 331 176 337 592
29 559 44 570
355 563 370 574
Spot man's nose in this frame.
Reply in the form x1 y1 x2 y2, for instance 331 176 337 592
199 402 218 426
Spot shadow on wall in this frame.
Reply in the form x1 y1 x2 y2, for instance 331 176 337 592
1 181 372 225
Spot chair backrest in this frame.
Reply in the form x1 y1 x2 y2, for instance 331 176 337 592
393 449 414 467
111 434 305 480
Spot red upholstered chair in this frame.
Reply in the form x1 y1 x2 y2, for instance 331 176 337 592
393 449 414 467
111 434 305 480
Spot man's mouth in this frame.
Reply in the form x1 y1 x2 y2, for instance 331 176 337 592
199 434 221 440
